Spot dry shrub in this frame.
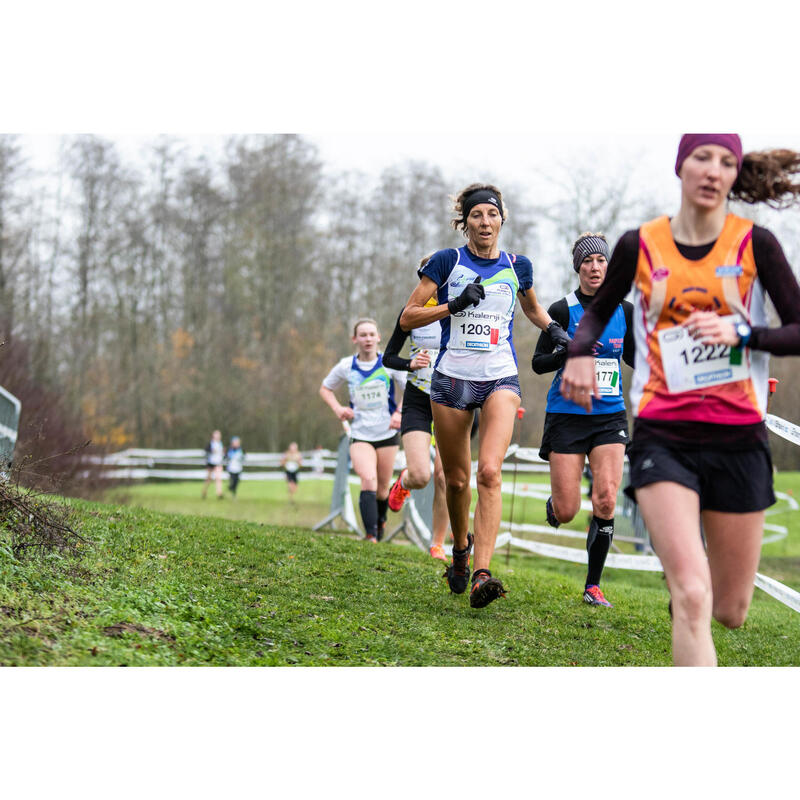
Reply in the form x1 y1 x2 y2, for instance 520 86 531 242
0 337 111 498
0 478 86 559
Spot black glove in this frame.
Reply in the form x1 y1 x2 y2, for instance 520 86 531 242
547 321 571 350
448 276 484 314
551 343 568 367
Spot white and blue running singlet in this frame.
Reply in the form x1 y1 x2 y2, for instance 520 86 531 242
546 291 627 415
322 353 407 441
408 319 440 395
226 448 244 474
421 246 533 381
206 439 224 465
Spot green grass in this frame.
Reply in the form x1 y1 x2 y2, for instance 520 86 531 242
0 471 798 665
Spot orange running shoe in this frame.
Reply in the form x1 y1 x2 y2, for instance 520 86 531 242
429 544 446 561
583 584 613 607
388 469 411 511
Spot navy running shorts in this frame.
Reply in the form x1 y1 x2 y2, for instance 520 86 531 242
430 370 521 412
401 382 433 436
625 439 776 512
539 410 630 461
349 433 400 449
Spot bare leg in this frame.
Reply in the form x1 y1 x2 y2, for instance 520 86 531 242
704 509 765 629
472 390 519 572
349 442 378 492
636 482 716 666
376 446 398 500
548 453 585 524
586 443 625 519
431 447 449 548
431 402 474 551
401 430 432 489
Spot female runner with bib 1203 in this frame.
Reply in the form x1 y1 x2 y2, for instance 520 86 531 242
400 184 570 609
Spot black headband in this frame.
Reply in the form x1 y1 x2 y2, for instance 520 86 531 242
462 189 504 224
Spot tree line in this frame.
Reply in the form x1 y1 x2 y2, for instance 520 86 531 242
2 133 800 472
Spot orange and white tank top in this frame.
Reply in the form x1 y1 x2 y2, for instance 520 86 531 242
630 213 770 424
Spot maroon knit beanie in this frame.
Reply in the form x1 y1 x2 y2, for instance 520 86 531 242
675 134 743 176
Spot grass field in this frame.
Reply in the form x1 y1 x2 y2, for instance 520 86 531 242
0 472 797 666
108 472 800 586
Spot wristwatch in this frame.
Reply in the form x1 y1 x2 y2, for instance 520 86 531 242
734 321 752 348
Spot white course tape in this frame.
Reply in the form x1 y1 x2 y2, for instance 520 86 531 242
513 448 548 464
761 523 788 545
774 490 799 511
753 573 800 614
766 414 800 447
507 535 665 571
447 534 800 613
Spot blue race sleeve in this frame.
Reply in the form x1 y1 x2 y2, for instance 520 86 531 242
420 248 458 287
511 254 534 292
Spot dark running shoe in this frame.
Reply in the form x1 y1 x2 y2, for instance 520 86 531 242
443 533 473 594
545 496 560 528
469 569 507 609
583 584 613 607
365 534 378 543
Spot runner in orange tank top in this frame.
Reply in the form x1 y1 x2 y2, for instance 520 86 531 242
560 134 800 666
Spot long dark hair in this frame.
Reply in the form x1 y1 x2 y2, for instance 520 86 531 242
732 149 800 208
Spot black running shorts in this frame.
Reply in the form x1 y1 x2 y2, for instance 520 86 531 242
285 469 299 484
625 439 776 512
430 370 521 412
539 410 630 461
349 433 400 449
400 382 433 436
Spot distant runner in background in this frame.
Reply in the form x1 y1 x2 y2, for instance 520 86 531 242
311 445 325 476
225 436 245 498
560 134 800 665
202 429 225 500
281 442 302 503
320 319 407 542
533 232 634 608
383 255 450 561
400 183 569 608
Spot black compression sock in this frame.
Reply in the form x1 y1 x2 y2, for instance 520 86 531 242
376 497 388 524
359 490 378 537
586 516 614 587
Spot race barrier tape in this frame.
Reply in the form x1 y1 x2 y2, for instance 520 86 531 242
753 573 800 614
766 414 800 447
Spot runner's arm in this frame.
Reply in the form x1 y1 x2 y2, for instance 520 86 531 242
532 299 570 374
518 284 554 331
382 312 412 370
400 276 451 331
622 300 635 367
320 361 354 422
749 226 800 354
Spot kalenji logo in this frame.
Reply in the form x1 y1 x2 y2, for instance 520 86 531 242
652 268 670 282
